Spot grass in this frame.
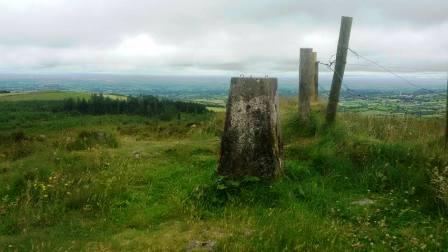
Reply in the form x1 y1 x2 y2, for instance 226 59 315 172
0 94 447 251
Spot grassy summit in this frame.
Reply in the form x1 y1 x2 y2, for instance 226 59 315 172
0 92 447 251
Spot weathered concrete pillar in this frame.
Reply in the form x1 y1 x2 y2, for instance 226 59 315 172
218 77 282 179
299 48 313 121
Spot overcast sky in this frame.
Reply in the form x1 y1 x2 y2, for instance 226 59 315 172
0 0 447 75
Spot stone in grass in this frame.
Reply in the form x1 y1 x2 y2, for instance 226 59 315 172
133 151 142 159
186 240 217 252
218 77 282 180
351 198 375 206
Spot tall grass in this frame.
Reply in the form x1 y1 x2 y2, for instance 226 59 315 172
1 97 447 250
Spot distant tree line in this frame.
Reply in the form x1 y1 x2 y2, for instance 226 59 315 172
59 94 207 118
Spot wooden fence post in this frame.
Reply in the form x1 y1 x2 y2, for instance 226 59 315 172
312 52 318 102
326 16 353 123
299 48 314 121
218 77 282 179
445 73 448 149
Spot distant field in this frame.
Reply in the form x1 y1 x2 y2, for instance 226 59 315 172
206 106 226 112
192 98 226 112
339 92 446 117
0 91 126 102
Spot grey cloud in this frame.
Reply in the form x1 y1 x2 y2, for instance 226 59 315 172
0 0 446 74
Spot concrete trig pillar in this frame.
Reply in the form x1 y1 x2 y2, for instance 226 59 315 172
218 77 282 179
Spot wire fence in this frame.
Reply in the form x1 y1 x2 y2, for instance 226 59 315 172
316 48 446 118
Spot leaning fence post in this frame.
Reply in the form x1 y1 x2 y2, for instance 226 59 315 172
299 48 314 122
218 77 282 179
326 16 353 124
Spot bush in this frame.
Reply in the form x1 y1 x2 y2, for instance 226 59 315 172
67 131 119 150
431 167 448 208
191 175 280 209
11 130 27 143
0 131 34 160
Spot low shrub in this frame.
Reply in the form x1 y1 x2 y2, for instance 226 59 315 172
67 130 119 150
0 131 35 160
191 175 280 209
431 166 448 208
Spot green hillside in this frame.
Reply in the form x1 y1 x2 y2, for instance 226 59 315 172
0 94 447 251
0 91 126 102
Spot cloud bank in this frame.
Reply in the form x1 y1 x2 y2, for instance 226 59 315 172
0 0 446 75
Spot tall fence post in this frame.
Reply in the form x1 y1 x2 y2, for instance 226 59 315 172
445 73 448 149
218 77 282 179
312 52 319 102
299 48 314 122
326 16 353 124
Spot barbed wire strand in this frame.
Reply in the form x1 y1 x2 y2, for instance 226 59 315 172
348 48 448 117
319 52 416 116
347 48 438 94
319 61 368 99
317 49 447 117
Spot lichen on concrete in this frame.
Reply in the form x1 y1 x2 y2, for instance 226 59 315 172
218 77 282 179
